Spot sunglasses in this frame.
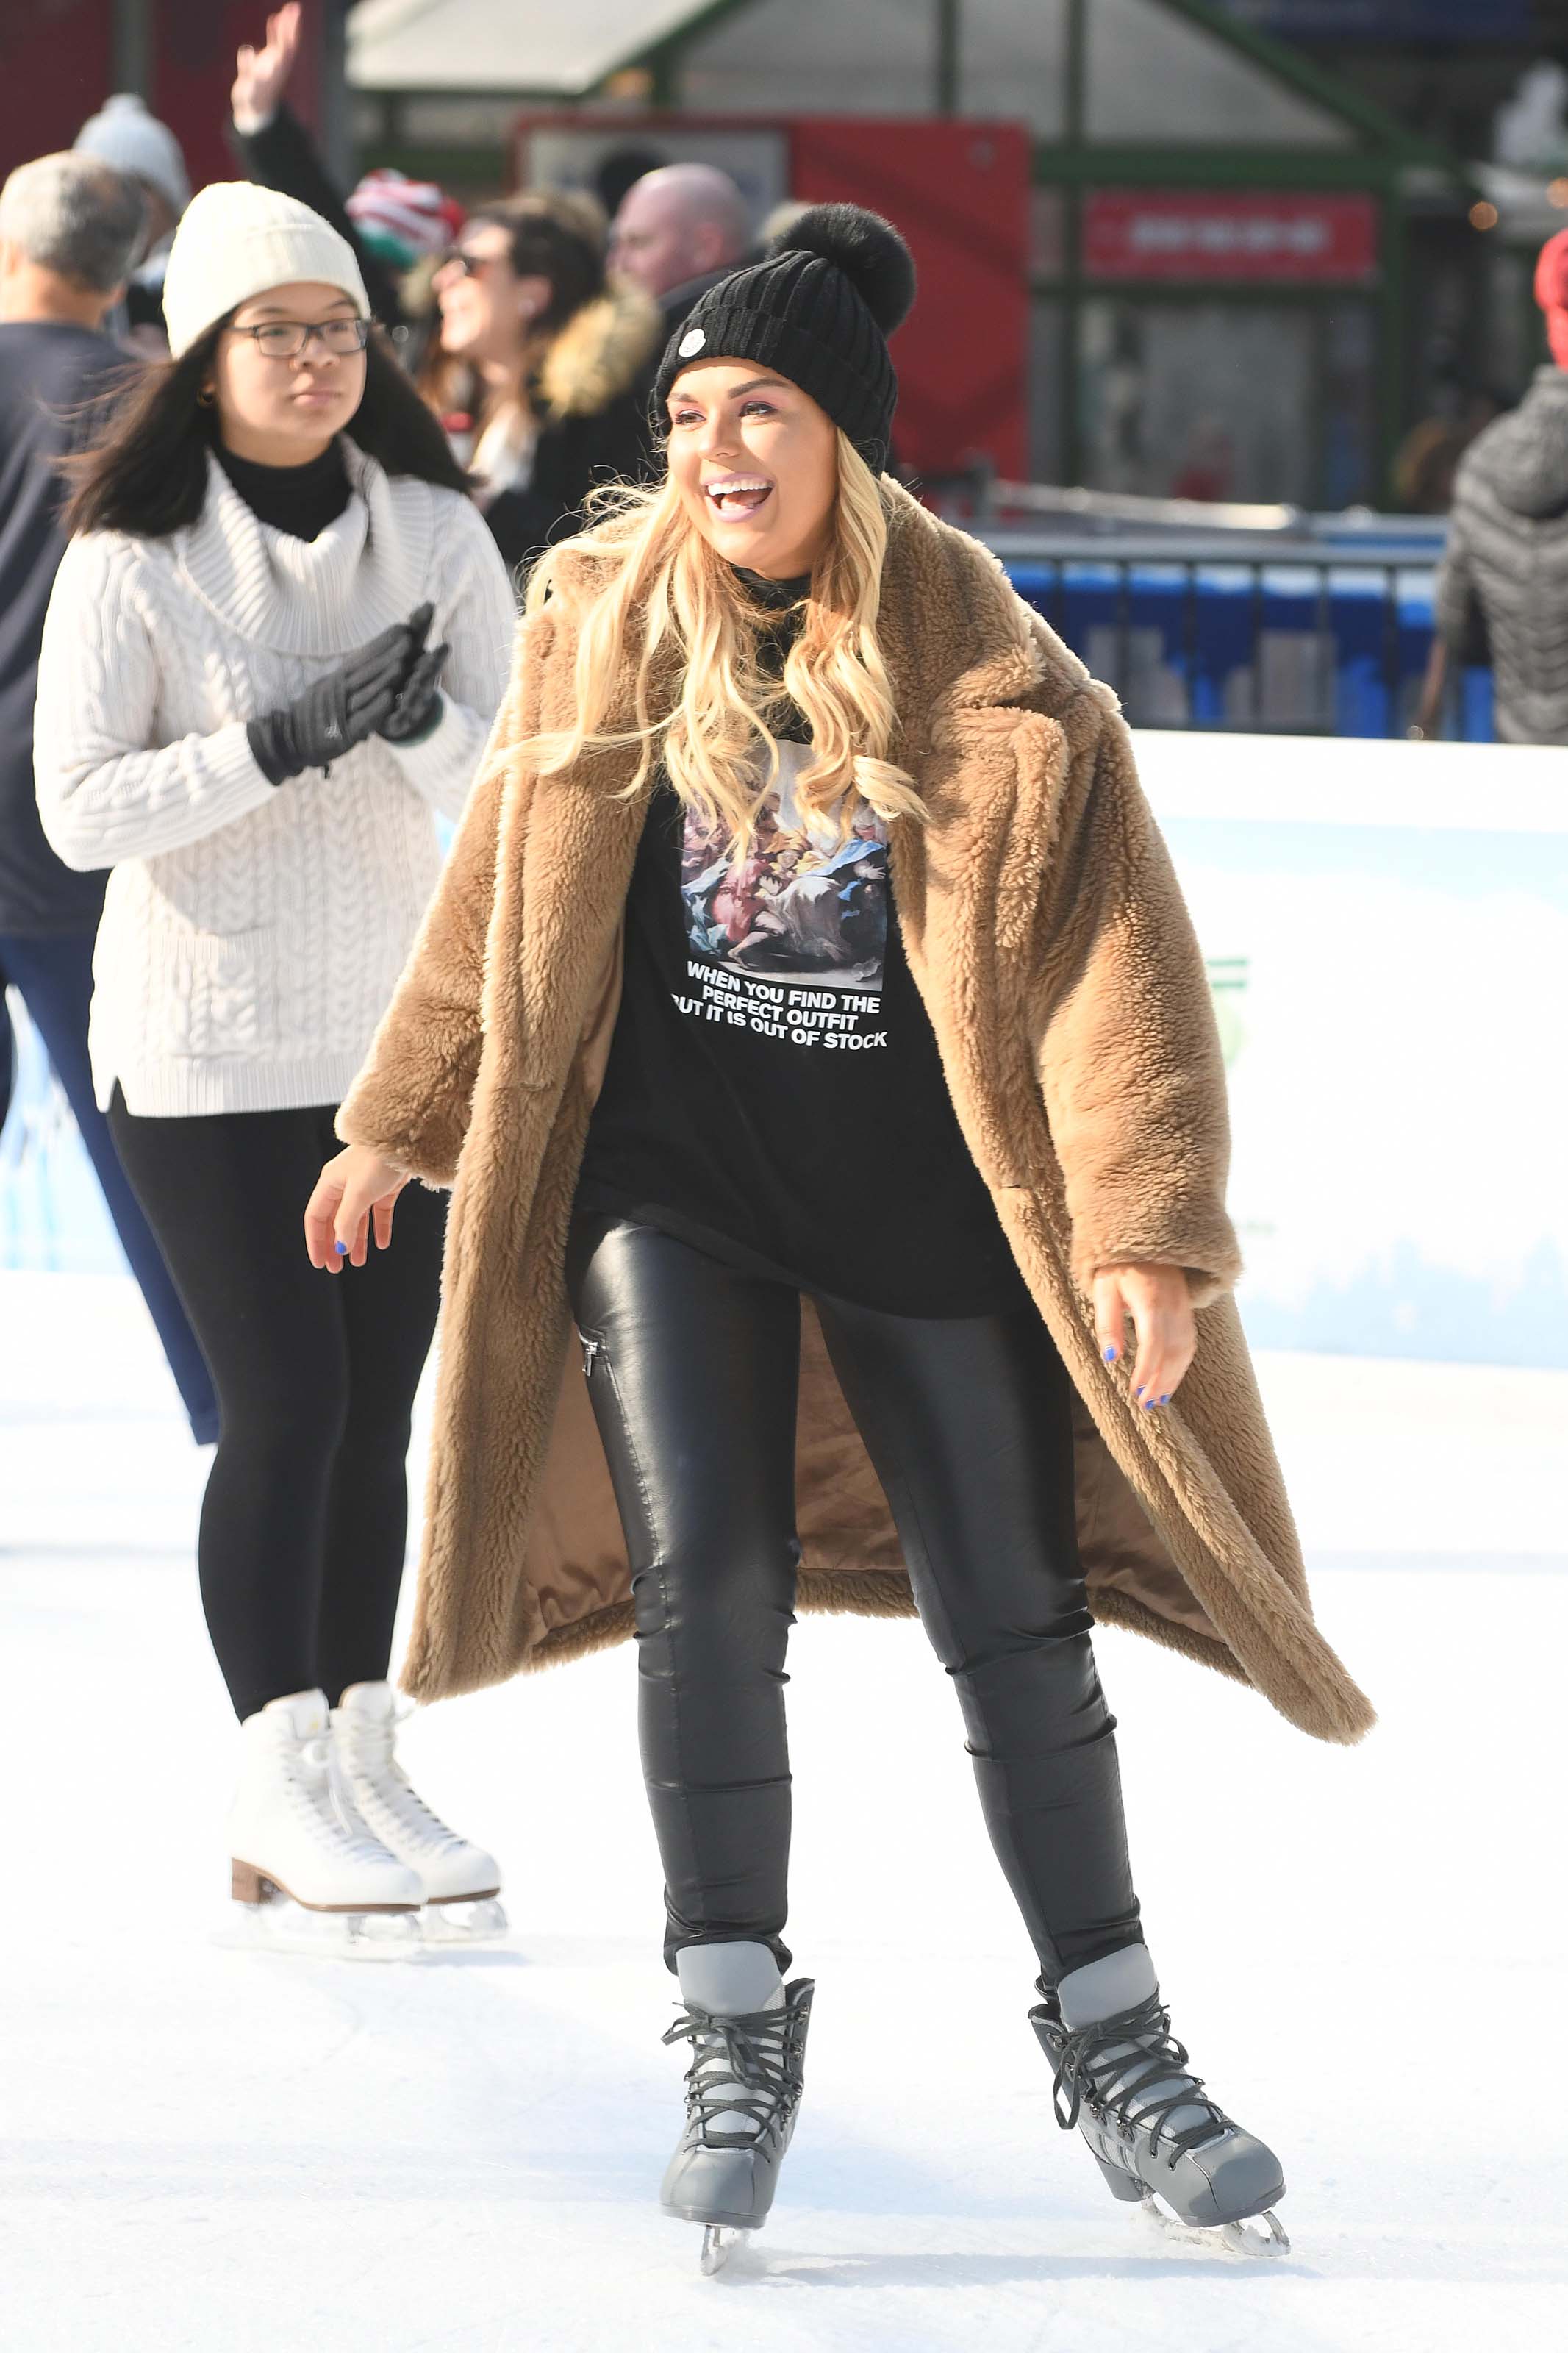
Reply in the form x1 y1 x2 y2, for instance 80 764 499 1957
437 248 508 280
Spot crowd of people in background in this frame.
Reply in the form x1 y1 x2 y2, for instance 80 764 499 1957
0 4 782 1914
6 1 1567 1420
0 0 771 1410
0 0 1561 1957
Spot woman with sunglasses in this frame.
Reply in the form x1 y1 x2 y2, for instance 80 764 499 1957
421 192 659 575
34 185 517 1949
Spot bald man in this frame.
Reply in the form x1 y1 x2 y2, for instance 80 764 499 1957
614 163 756 478
612 163 751 309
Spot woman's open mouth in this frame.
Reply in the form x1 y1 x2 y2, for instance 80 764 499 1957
704 474 773 517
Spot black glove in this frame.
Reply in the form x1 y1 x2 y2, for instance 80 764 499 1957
379 638 451 744
248 604 434 785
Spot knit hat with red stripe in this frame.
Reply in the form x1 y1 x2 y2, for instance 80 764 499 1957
347 169 465 271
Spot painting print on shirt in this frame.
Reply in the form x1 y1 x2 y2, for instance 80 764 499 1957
677 741 889 1053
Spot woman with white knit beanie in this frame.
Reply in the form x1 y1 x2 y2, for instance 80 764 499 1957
34 182 517 1949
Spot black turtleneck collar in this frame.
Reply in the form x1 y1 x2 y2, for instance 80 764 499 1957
216 438 351 543
732 565 812 610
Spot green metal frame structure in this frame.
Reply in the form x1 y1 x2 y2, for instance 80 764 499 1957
1036 0 1453 492
357 0 1467 499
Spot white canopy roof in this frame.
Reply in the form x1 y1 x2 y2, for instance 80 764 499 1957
348 0 1361 150
346 0 708 95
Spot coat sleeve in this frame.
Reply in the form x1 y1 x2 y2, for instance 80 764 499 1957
334 611 545 1185
228 103 402 332
1029 685 1242 1312
1433 509 1490 667
379 492 520 821
35 535 277 869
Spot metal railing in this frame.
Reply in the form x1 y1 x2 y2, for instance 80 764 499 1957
929 472 1478 740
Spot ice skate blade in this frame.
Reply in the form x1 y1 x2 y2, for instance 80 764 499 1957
1138 2193 1291 2260
420 1895 509 1946
1220 2209 1289 2259
219 1890 424 1963
701 2225 745 2276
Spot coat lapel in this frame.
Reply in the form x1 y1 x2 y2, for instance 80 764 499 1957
393 488 1375 1748
877 493 1074 1193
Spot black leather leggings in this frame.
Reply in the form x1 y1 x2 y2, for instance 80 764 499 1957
566 1215 1142 1985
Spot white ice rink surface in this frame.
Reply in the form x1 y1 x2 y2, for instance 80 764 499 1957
3 1271 1564 2353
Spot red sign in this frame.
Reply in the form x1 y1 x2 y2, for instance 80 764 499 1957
791 117 1031 479
1084 190 1378 285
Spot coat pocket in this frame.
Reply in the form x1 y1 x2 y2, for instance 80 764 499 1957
152 928 276 1060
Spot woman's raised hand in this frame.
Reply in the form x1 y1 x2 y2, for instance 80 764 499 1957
304 1144 409 1271
232 4 302 132
1092 1262 1196 1411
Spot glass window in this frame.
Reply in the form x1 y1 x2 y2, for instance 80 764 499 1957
1030 298 1067 483
958 0 1069 140
677 0 939 115
1086 0 1353 146
1078 299 1318 502
1319 302 1376 510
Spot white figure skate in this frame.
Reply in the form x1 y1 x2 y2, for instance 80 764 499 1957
331 1682 506 1944
660 1942 814 2275
225 1689 423 1959
1032 1945 1289 2257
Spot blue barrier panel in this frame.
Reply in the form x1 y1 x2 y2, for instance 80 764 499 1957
1004 557 1493 740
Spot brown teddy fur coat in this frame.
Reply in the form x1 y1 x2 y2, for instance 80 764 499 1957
338 481 1375 1746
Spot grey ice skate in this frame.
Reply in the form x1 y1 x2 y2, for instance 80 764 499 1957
659 1942 814 2275
1031 1946 1289 2257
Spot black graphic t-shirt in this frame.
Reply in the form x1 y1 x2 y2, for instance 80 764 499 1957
576 599 1026 1315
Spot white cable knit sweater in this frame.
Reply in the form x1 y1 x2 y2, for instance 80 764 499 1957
34 440 515 1115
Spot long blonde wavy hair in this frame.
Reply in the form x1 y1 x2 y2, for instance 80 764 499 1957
522 431 923 855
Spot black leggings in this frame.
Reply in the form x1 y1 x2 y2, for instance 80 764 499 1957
107 1091 445 1721
567 1215 1142 1987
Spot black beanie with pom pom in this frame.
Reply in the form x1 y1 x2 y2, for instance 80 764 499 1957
651 202 916 474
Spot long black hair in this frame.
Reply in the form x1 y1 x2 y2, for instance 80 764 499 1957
62 321 470 538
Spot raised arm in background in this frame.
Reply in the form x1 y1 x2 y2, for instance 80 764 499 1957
227 4 401 332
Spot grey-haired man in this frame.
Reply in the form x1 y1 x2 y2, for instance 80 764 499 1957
0 151 216 1443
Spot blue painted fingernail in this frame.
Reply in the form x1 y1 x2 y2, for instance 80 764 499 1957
1103 1345 1117 1362
334 1241 348 1256
1143 1397 1156 1410
1159 1393 1170 1404
1134 1384 1144 1396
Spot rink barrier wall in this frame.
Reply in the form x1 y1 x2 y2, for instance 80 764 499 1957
994 538 1490 743
4 731 1564 1368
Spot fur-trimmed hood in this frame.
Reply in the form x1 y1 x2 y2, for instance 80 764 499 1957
537 282 661 421
338 482 1375 1747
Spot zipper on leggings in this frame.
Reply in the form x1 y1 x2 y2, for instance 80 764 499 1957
577 1329 604 1378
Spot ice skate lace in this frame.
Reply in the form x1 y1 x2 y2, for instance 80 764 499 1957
662 1999 804 2151
1051 1994 1233 2163
285 1736 386 1861
338 1707 463 1855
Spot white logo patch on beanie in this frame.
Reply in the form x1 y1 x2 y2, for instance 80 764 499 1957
678 327 706 357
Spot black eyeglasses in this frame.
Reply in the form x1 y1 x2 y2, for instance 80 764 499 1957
229 316 371 360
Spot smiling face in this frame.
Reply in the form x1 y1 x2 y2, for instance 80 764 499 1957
432 222 548 367
666 360 839 580
210 280 368 465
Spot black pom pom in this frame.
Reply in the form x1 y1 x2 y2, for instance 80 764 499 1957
770 203 916 335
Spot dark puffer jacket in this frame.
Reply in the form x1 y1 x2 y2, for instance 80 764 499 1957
1436 365 1568 744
